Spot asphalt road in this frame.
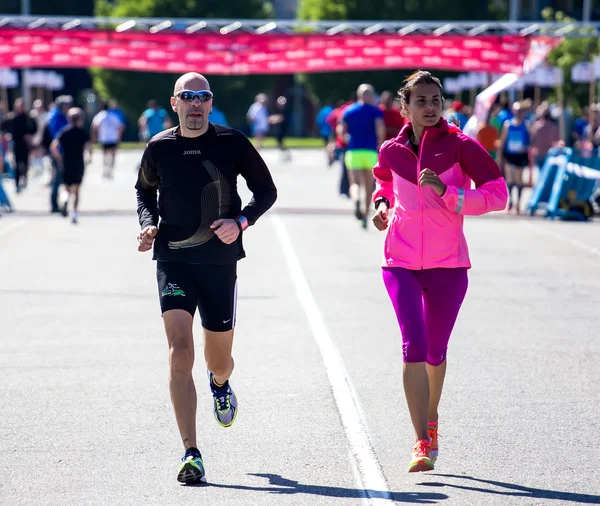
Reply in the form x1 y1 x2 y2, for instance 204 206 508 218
1 148 599 506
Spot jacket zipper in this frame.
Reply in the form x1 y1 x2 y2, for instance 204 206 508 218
398 131 427 270
417 131 427 270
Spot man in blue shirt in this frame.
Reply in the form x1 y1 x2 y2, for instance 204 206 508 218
138 100 172 141
48 95 73 213
208 105 228 126
341 84 385 228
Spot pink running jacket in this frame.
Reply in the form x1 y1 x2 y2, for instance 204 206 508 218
373 119 508 270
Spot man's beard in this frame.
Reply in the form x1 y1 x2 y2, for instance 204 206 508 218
186 116 204 130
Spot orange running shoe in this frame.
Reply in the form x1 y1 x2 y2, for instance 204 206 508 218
408 439 434 473
428 420 439 463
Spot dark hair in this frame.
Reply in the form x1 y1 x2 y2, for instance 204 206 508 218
398 70 443 108
397 70 456 125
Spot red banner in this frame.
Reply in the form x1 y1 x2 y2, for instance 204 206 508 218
0 29 558 74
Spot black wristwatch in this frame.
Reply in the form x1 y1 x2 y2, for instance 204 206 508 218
375 197 390 209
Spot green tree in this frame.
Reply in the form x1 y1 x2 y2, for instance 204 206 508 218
2 0 93 15
298 0 494 24
543 8 598 112
91 0 277 133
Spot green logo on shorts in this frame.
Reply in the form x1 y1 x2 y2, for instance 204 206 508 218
162 283 185 297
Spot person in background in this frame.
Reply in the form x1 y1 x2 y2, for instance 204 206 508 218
316 101 334 146
445 101 468 131
138 100 172 141
341 83 385 228
269 96 292 162
476 110 500 161
247 94 269 150
531 103 560 172
0 135 13 212
572 106 589 148
48 95 74 213
50 108 92 224
316 101 334 165
3 98 37 192
583 105 600 148
108 99 127 129
495 101 514 130
497 102 531 214
327 95 356 198
92 103 125 179
29 99 49 177
208 105 228 126
379 90 406 140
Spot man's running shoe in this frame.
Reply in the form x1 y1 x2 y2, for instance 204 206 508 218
408 439 434 473
428 420 439 463
208 371 238 428
177 448 206 484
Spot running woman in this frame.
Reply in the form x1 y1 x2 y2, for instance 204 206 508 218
342 84 385 228
497 102 531 214
135 73 277 485
372 71 508 472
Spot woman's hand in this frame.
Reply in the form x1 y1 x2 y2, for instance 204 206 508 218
419 168 447 196
372 203 389 231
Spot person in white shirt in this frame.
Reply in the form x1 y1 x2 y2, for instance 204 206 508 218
92 103 125 179
246 94 269 150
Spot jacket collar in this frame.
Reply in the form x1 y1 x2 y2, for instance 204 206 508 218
395 118 461 146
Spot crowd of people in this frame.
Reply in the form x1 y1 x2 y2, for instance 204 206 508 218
316 89 600 224
0 96 132 221
2 81 599 223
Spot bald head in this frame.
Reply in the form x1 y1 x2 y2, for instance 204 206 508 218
357 83 375 104
174 72 210 96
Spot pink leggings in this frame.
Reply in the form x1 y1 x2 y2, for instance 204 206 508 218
382 267 468 366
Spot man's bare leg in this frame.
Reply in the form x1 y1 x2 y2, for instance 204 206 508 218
204 328 234 387
163 309 197 450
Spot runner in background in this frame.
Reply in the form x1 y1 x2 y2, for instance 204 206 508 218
50 108 92 224
92 103 125 179
379 90 406 140
341 84 385 228
497 102 531 214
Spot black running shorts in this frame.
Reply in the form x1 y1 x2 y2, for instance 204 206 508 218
502 152 529 168
156 261 237 332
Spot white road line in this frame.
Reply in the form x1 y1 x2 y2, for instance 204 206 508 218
520 222 600 258
272 215 391 506
0 219 27 238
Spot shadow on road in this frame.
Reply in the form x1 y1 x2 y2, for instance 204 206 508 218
196 473 448 503
418 474 600 504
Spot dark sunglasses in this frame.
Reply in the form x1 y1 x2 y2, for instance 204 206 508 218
175 90 214 103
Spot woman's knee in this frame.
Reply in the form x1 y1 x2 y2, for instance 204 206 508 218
403 339 427 363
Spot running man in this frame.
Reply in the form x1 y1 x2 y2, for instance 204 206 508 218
135 72 277 484
50 108 92 224
372 71 507 472
342 84 385 228
92 103 125 179
3 98 37 192
497 102 531 214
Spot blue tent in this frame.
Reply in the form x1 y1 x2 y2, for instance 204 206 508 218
527 147 600 221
